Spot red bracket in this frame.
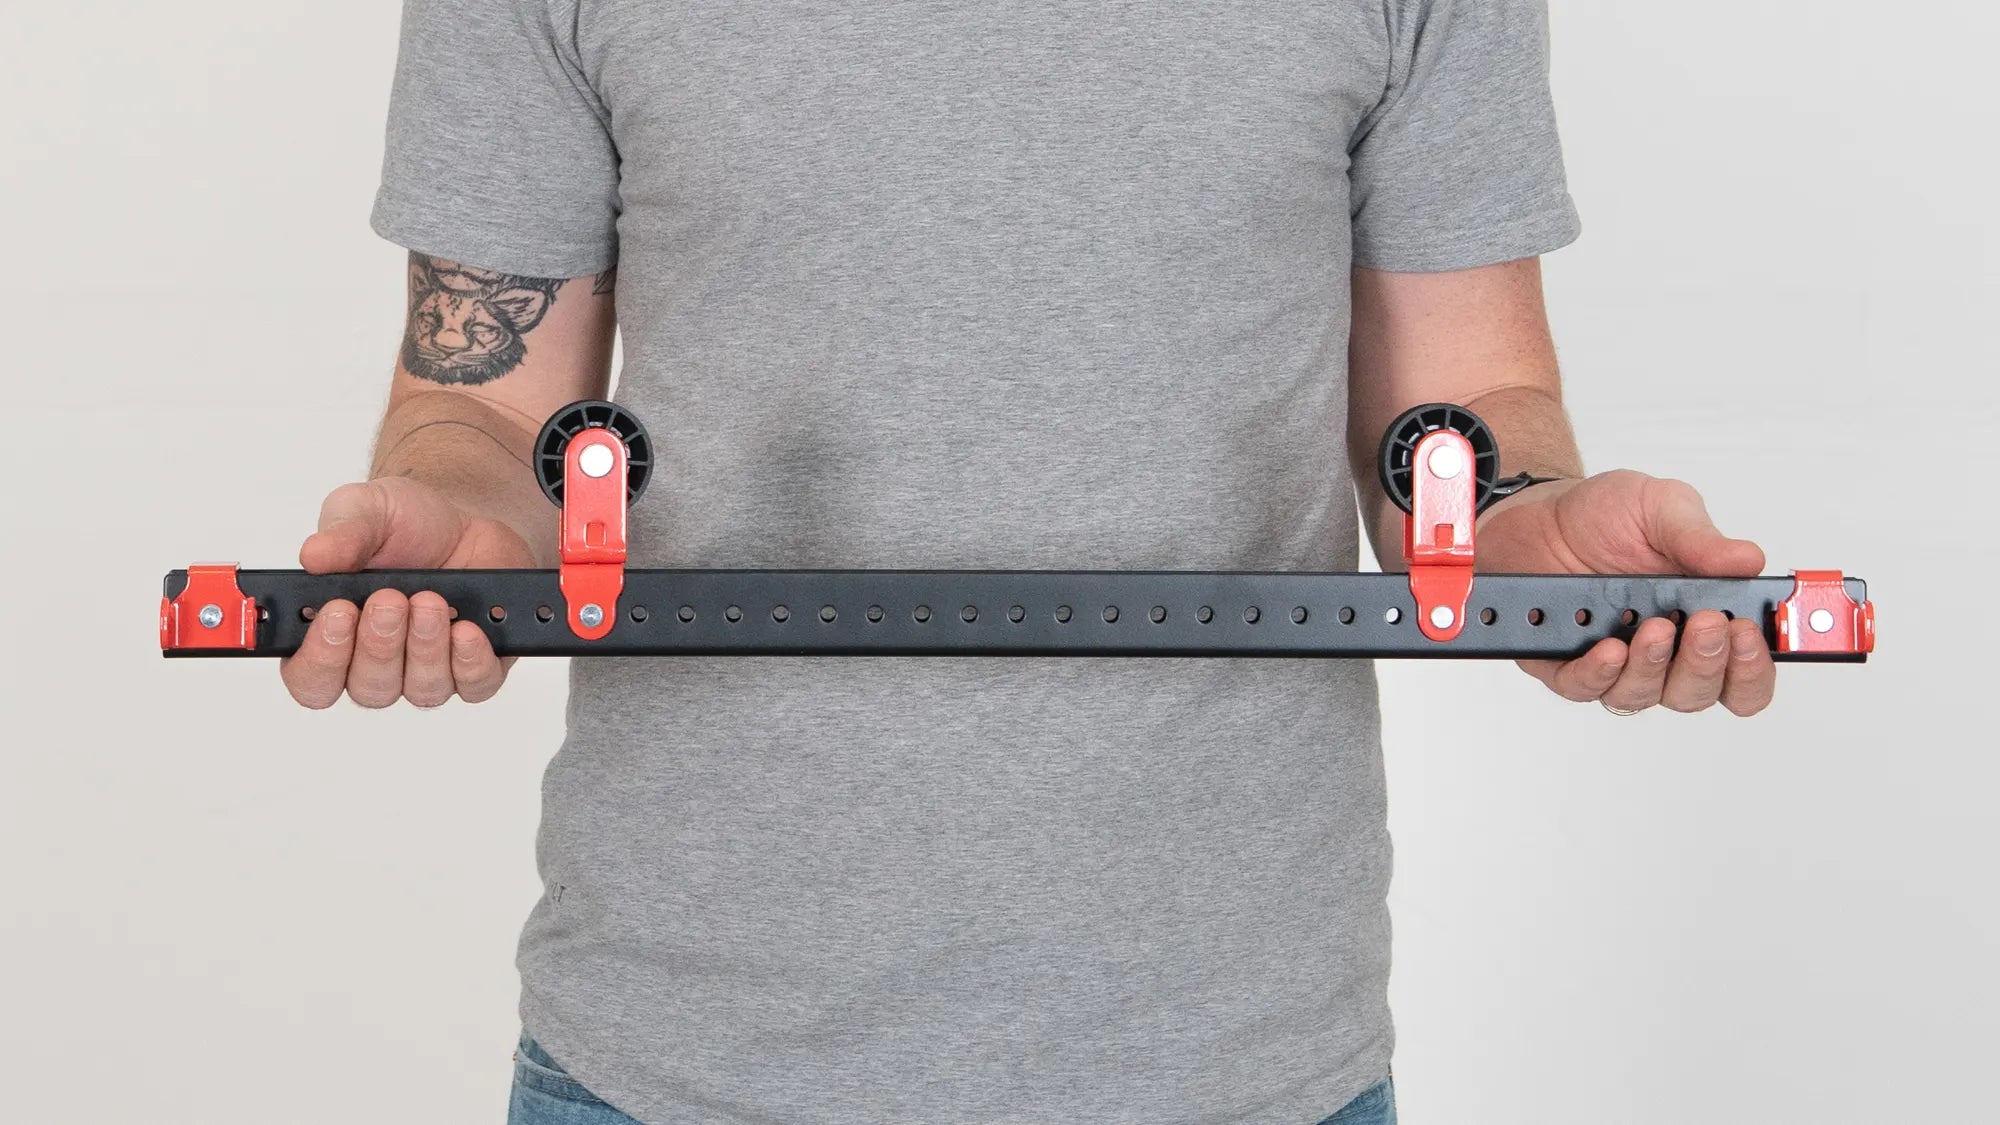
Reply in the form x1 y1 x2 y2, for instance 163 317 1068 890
160 564 258 652
1775 570 1875 655
1404 430 1479 643
559 428 630 641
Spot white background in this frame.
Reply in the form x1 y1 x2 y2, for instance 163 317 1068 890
1 2 1994 1122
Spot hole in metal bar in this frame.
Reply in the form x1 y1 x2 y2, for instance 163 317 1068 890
1528 608 1546 626
299 606 317 622
488 606 507 623
820 605 837 623
866 605 884 623
1385 607 1402 625
961 605 978 623
1291 607 1308 625
679 606 696 623
1103 606 1120 624
1479 607 1497 626
257 607 270 622
630 606 649 623
536 605 554 623
1574 609 1592 627
1008 605 1026 623
1150 606 1167 624
1620 609 1639 627
1197 606 1214 624
1055 606 1073 624
914 605 933 623
1244 607 1262 625
773 605 791 623
725 605 743 623
1339 607 1356 625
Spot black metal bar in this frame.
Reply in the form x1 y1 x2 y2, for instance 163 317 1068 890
162 569 1870 663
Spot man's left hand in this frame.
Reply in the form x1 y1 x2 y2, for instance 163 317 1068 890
1475 470 1776 716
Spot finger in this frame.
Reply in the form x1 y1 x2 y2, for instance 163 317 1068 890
346 588 411 709
1719 617 1778 717
1646 480 1766 578
1599 617 1678 713
1534 637 1629 703
300 482 392 574
450 620 509 704
1661 610 1732 712
278 600 358 710
402 592 456 708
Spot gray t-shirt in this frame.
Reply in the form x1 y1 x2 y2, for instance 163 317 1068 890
374 2 1578 1122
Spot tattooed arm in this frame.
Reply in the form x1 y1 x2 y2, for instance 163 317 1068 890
278 255 617 710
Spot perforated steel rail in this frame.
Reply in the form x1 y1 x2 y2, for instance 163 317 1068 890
161 568 1872 662
159 401 1877 664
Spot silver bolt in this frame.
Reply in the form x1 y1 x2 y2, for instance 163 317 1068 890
579 604 605 628
1429 605 1455 630
1427 443 1465 480
578 442 616 479
198 604 224 629
1808 608 1835 634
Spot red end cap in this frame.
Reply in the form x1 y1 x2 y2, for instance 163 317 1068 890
1775 570 1875 655
161 564 259 652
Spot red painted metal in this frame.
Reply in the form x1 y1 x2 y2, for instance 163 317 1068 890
1404 430 1479 643
1775 570 1875 655
160 564 259 651
558 428 629 641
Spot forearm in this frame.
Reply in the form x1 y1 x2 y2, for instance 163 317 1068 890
1352 385 1581 570
356 253 618 567
371 390 558 565
1347 260 1583 568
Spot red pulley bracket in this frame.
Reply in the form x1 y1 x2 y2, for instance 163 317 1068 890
160 563 259 652
1775 570 1875 655
1404 430 1479 643
558 428 629 641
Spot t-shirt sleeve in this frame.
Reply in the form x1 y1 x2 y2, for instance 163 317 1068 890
370 0 619 279
1349 0 1582 273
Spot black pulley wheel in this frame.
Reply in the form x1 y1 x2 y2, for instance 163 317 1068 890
1377 403 1501 514
534 400 654 507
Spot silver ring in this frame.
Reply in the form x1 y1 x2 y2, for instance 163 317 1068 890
1601 702 1642 717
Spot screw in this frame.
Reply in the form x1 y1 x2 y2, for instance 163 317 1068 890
579 604 605 628
198 604 224 629
1430 605 1455 629
1808 608 1835 634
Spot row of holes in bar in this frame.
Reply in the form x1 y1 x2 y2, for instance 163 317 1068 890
311 604 1692 629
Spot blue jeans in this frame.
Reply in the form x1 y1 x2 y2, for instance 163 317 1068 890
510 1036 1396 1125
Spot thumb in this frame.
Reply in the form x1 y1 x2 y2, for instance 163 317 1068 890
1644 479 1766 577
299 479 466 573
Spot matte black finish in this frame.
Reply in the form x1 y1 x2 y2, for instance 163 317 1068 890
163 569 1870 663
1378 402 1502 514
532 400 653 507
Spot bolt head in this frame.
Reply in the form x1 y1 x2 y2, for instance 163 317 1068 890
578 442 616 479
1427 443 1465 480
197 604 224 629
1429 605 1455 630
1808 608 1836 634
578 604 605 628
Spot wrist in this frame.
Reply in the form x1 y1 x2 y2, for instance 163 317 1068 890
1478 474 1578 532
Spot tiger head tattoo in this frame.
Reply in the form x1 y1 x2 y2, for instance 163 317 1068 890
402 257 562 386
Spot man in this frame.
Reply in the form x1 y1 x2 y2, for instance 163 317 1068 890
285 2 1777 1122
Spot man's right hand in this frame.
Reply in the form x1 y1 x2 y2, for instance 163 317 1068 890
280 476 536 710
